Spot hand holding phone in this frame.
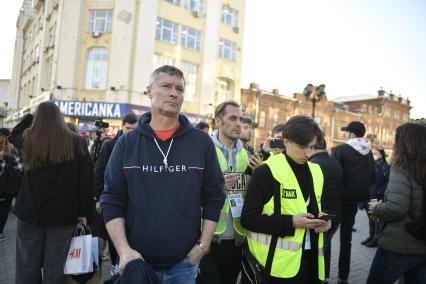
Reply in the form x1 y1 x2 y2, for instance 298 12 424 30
269 139 285 149
317 214 336 221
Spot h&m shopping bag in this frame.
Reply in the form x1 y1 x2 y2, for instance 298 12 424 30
64 228 93 275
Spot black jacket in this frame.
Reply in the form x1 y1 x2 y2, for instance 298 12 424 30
14 136 93 226
309 151 343 222
331 143 375 202
94 136 118 200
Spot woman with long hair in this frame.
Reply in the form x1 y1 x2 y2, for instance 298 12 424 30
0 128 22 241
14 102 92 284
367 123 426 283
361 148 391 247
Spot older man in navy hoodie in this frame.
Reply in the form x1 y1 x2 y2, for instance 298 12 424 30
101 65 225 284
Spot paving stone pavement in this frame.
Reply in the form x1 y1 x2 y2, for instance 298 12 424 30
1 210 378 284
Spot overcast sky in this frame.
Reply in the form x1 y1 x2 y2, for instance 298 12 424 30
1 0 425 118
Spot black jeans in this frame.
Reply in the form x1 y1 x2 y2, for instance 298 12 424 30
0 196 13 233
367 248 426 284
338 200 358 281
197 240 242 284
324 221 340 279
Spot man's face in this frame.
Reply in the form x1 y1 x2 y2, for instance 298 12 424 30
284 136 317 164
122 122 136 134
240 123 253 142
147 72 185 117
217 105 243 142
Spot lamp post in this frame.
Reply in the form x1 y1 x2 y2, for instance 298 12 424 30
253 88 264 148
303 84 326 118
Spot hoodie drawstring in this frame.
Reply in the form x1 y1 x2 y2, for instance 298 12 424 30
154 138 174 169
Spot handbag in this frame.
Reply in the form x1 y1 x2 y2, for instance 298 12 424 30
241 181 281 283
64 227 96 275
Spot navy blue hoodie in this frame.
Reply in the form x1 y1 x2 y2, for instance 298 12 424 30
101 113 225 270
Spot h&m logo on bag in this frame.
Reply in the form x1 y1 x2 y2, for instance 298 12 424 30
68 248 81 260
282 188 297 199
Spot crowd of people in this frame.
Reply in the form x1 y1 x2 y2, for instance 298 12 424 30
0 65 425 284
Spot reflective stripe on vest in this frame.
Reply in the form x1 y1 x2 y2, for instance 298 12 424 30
247 153 325 280
214 146 249 237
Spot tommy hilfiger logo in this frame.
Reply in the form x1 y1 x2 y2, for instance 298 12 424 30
282 189 297 199
123 164 189 173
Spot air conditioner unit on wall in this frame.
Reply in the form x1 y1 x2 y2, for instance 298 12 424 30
233 26 239 33
92 31 102 38
191 11 203 18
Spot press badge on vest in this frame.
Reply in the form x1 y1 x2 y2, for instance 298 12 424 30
282 188 297 199
229 173 248 192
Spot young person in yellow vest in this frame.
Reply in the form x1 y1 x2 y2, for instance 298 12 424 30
197 101 251 284
241 116 333 284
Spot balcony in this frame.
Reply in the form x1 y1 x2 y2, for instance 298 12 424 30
33 0 44 10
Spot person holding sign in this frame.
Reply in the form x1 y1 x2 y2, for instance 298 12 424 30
241 116 332 284
197 101 251 284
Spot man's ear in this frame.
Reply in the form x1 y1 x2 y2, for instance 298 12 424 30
146 85 152 99
215 117 222 128
283 138 290 147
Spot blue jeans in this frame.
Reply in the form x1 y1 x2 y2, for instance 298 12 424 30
366 248 426 284
155 258 199 284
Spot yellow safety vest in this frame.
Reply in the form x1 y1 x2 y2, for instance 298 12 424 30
214 146 250 237
247 153 325 280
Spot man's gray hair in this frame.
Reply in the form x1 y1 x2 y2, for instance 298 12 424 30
149 65 186 87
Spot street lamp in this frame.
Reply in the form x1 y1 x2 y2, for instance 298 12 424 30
303 84 326 118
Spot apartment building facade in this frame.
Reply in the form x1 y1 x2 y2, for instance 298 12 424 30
7 0 245 135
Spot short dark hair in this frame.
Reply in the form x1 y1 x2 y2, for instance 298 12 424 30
149 65 185 87
283 116 322 146
241 116 253 125
271 123 286 137
314 132 327 150
214 101 240 118
122 113 138 125
195 121 209 130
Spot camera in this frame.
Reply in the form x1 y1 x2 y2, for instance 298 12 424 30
95 120 109 128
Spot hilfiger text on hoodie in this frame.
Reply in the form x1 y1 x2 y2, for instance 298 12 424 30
123 164 195 173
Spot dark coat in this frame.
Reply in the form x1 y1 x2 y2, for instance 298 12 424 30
331 144 375 202
14 136 93 226
309 151 343 222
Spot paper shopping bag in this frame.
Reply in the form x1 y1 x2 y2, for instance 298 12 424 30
64 233 93 275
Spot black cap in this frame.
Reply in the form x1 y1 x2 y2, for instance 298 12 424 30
341 121 366 137
0 128 11 137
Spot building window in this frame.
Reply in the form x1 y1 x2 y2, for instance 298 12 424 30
184 0 204 14
165 0 181 5
219 38 236 61
153 54 175 69
403 113 409 122
180 61 198 101
85 47 108 90
272 113 279 126
216 79 232 105
181 26 201 50
384 108 390 118
88 10 113 33
221 5 239 27
394 111 401 120
156 18 178 44
259 111 266 128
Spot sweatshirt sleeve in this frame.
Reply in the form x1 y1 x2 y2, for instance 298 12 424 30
241 165 295 238
373 167 410 222
200 138 225 222
100 138 128 224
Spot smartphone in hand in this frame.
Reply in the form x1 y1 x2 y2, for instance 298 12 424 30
317 214 336 221
270 139 285 149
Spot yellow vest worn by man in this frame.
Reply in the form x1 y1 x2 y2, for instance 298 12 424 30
213 143 250 238
247 153 325 280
